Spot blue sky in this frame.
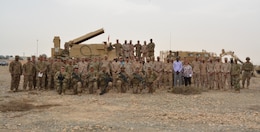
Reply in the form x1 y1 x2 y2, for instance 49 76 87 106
1 0 259 64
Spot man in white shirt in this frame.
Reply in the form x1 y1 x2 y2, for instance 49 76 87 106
173 56 183 87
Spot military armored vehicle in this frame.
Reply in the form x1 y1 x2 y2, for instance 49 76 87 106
51 28 116 60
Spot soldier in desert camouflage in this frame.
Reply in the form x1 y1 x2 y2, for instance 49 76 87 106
231 59 241 92
54 66 69 95
9 55 23 92
241 57 254 89
221 58 231 90
113 39 122 57
22 57 35 91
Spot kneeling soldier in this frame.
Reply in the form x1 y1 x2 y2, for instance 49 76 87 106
116 66 129 93
131 67 144 94
86 66 98 94
145 67 157 93
99 66 113 95
71 66 82 95
54 66 69 95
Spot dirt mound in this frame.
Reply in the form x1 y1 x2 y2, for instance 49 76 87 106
0 100 60 112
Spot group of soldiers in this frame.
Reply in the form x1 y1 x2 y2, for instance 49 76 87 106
111 39 155 59
9 47 254 95
186 56 254 92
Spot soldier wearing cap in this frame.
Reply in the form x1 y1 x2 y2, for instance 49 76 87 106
131 67 144 94
147 39 155 58
141 41 148 58
71 65 82 95
214 57 222 89
9 55 23 92
86 66 98 94
99 66 113 95
221 57 231 90
31 55 37 89
134 40 142 58
164 58 173 89
191 57 201 88
231 59 241 92
241 57 253 88
154 56 164 88
36 55 48 90
116 66 130 93
207 58 215 89
200 58 208 89
113 39 123 57
22 57 35 91
145 67 157 93
54 66 69 95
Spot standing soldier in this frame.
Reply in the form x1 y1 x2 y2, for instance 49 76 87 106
147 39 155 58
166 50 175 61
122 40 130 58
22 57 35 91
71 66 82 95
241 57 254 88
116 66 129 93
164 59 173 89
191 57 201 88
132 67 144 94
154 56 164 88
231 59 241 92
221 58 231 90
214 57 222 90
99 66 113 95
145 67 157 93
66 59 74 89
141 41 148 59
207 58 215 90
54 66 69 95
129 40 135 58
113 39 122 57
134 40 142 58
52 57 65 76
200 58 208 89
111 58 121 90
36 55 47 90
31 55 37 89
78 57 88 89
47 58 54 90
86 66 98 94
9 55 23 92
100 55 111 74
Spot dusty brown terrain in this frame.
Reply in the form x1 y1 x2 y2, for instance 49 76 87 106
0 66 259 132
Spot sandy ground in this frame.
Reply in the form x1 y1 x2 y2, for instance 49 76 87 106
0 66 259 132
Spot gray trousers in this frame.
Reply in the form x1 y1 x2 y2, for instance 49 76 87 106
174 72 182 87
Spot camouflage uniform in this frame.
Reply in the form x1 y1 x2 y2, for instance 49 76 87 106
31 55 37 89
141 41 148 58
200 60 207 89
9 56 23 91
122 41 130 58
54 67 69 95
99 67 113 95
231 60 241 91
214 59 222 89
78 58 88 89
221 59 231 90
111 59 121 90
134 41 142 58
86 67 98 94
36 58 47 90
191 58 201 88
47 58 54 90
241 57 253 88
207 60 215 89
113 40 122 57
147 39 155 58
22 57 35 90
71 66 82 95
66 61 74 89
145 67 157 93
131 68 144 94
116 67 129 93
164 59 173 89
154 57 163 88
